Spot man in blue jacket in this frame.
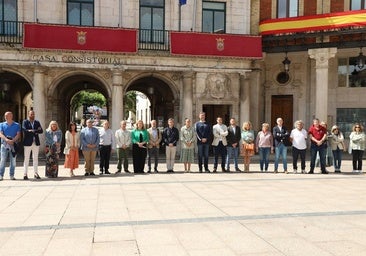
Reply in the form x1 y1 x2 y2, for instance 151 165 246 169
22 110 43 180
195 112 212 173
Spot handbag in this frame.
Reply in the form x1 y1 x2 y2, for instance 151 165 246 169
245 143 255 151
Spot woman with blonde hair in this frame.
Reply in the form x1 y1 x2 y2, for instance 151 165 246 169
241 121 255 172
349 123 365 173
131 120 149 173
45 120 62 178
255 123 274 172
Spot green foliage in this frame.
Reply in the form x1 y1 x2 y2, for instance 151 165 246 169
71 91 106 113
124 91 136 117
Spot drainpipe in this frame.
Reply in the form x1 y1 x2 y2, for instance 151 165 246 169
192 0 197 31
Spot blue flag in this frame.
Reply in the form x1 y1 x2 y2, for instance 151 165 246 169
179 0 186 5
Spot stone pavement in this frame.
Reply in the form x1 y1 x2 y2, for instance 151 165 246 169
0 158 366 256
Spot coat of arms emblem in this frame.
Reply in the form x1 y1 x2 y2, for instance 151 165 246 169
216 38 224 51
77 31 87 45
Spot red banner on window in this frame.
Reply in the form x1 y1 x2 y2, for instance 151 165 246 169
170 32 262 58
24 23 137 53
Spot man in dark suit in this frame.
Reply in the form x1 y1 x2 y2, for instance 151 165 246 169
226 118 242 172
22 110 43 179
273 117 290 174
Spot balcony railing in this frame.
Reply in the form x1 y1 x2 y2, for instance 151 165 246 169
0 20 23 44
138 29 170 51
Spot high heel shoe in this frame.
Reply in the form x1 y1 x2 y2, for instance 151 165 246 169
34 173 41 179
70 170 75 177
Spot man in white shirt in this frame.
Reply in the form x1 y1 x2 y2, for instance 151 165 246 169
212 117 228 172
99 120 115 175
290 120 308 174
115 120 131 173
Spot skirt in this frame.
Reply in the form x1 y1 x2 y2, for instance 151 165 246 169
180 148 195 163
64 148 79 169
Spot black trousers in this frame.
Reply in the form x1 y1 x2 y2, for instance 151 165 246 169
352 149 364 171
132 144 147 173
99 145 111 172
292 146 306 171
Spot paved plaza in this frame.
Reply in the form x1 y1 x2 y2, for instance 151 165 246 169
0 156 366 256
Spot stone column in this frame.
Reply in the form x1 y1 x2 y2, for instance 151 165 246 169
308 48 337 122
239 72 250 125
111 69 124 131
182 72 194 121
33 66 46 151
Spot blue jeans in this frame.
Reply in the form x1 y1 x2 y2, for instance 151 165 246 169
197 143 209 171
310 143 326 172
274 143 288 171
226 146 239 170
332 148 342 170
0 144 16 177
259 147 271 171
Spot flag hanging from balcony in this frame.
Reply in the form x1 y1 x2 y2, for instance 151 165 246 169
179 0 187 5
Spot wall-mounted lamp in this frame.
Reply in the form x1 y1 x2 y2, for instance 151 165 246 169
357 47 365 70
282 52 291 73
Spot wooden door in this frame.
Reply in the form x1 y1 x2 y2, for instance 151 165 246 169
271 95 293 130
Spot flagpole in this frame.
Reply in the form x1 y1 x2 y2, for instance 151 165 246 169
179 2 182 31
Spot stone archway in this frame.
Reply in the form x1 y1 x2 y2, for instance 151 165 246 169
49 73 110 135
0 70 33 122
126 74 179 128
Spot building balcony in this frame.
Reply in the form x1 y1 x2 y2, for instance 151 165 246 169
0 21 262 59
260 10 366 53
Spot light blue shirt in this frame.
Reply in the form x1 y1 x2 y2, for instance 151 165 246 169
80 126 100 151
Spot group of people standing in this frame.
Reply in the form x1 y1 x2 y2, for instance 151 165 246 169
0 110 365 180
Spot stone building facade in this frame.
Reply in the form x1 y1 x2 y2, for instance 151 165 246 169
0 0 261 151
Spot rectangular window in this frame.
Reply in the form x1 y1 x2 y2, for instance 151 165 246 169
350 0 366 10
139 0 165 43
337 108 366 138
67 0 94 26
0 0 17 35
338 56 366 88
202 1 225 33
277 0 298 18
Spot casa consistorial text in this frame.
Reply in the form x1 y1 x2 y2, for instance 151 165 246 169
32 54 122 65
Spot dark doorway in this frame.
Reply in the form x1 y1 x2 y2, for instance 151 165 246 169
271 95 293 129
202 104 231 126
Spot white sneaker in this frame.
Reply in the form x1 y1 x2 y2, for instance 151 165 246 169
352 170 358 173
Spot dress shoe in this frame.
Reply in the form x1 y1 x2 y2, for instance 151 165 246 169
213 168 217 173
154 169 158 173
321 170 329 174
167 169 174 173
147 170 151 173
23 175 29 180
104 170 111 174
34 173 41 179
99 172 104 175
84 172 90 176
222 168 229 172
308 170 314 174
115 170 121 174
0 176 3 181
205 169 210 173
125 170 130 173
90 172 95 176
235 168 242 172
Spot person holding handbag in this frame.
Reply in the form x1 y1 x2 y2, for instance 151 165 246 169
329 125 346 173
241 121 255 172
